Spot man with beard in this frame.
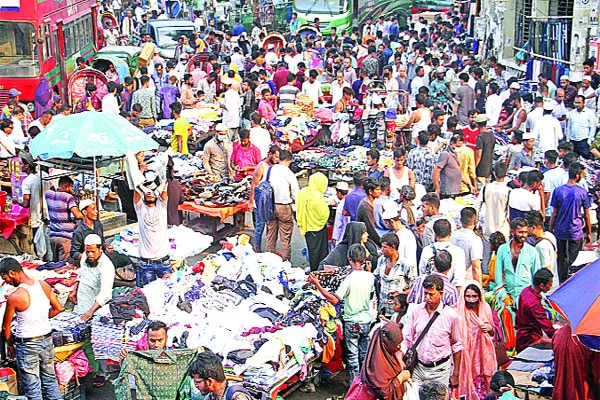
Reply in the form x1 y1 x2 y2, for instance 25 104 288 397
70 199 114 265
69 234 115 387
494 218 541 302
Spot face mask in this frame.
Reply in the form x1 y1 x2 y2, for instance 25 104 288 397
217 135 226 142
465 300 478 309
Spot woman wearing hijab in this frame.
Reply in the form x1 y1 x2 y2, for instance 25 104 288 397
320 221 378 269
296 172 329 271
458 280 497 399
361 323 410 400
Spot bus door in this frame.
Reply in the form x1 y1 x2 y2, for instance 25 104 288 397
54 21 68 101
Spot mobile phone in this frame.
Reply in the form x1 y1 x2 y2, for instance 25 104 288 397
459 396 466 400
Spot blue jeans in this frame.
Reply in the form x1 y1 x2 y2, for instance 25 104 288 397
136 260 172 287
253 210 267 251
344 322 370 381
15 337 63 400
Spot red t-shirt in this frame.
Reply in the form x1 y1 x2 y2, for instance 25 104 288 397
463 127 480 149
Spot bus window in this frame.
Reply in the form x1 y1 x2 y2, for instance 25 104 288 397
0 21 41 77
64 25 74 57
294 0 347 14
41 24 52 60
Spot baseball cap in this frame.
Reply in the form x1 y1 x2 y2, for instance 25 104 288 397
543 102 554 111
474 114 487 123
381 203 399 220
215 123 227 132
84 234 102 246
79 199 95 211
8 89 21 97
509 82 520 90
336 181 349 191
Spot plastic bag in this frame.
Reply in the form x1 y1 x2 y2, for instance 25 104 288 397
34 225 52 261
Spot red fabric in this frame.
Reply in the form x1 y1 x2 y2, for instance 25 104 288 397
0 213 29 240
272 68 290 92
552 324 600 400
463 127 480 149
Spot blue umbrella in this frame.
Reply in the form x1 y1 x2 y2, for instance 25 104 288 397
29 113 158 160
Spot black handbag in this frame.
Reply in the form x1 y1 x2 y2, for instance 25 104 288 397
403 311 440 372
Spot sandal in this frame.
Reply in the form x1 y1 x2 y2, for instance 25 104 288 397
92 375 106 388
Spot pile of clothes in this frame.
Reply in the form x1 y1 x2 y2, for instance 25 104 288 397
90 237 345 393
182 176 251 207
50 312 92 347
144 118 215 149
112 225 213 260
292 146 393 178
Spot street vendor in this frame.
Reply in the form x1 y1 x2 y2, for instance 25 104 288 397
119 321 169 360
203 123 233 180
170 102 191 155
231 130 261 181
188 351 252 400
69 199 114 265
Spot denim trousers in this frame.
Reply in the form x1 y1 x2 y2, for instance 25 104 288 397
253 210 267 251
15 337 63 400
344 322 370 382
136 260 172 287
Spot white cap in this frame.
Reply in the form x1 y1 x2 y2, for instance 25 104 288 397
583 75 592 82
543 102 554 111
381 203 399 220
560 75 570 81
84 234 102 246
215 123 227 132
336 181 349 191
267 43 275 50
372 95 382 105
522 130 536 140
509 82 520 90
436 66 446 74
79 199 95 211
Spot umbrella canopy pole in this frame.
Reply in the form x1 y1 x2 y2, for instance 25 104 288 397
94 156 99 211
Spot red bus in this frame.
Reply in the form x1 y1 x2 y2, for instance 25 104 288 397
0 0 99 108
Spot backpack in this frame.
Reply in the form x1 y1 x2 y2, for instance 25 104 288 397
225 384 252 400
254 166 275 222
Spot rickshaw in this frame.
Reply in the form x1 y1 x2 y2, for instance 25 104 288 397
92 55 131 83
96 46 142 76
68 69 108 112
297 24 319 40
262 32 287 52
101 11 118 29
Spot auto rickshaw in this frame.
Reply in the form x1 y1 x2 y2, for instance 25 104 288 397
96 46 142 76
92 54 131 83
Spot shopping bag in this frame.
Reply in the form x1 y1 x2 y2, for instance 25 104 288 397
403 381 419 400
344 376 376 400
33 224 52 261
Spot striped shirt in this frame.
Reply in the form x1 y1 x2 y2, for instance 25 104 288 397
45 190 77 239
278 85 299 110
407 272 458 307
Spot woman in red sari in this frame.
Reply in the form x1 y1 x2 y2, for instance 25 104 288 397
458 281 497 399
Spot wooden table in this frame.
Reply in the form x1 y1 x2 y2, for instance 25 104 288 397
179 200 249 241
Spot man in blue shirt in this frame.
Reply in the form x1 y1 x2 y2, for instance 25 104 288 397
566 95 596 159
343 171 367 221
231 18 246 37
549 162 592 284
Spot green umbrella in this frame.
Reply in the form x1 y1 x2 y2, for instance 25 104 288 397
29 112 158 160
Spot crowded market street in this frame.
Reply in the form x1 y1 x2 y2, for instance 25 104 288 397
0 0 599 399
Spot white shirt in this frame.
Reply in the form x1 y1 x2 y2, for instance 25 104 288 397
542 167 567 217
231 52 245 74
525 106 543 132
508 188 541 213
533 114 562 152
330 80 350 107
578 87 597 111
249 126 271 159
222 89 240 129
450 228 483 281
10 116 25 148
475 180 511 239
419 241 466 289
0 131 16 158
302 80 323 107
265 51 279 67
134 196 170 259
102 92 120 114
267 164 299 204
395 226 417 272
74 253 116 315
332 198 349 245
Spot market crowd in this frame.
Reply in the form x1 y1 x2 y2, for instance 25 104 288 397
1 3 600 400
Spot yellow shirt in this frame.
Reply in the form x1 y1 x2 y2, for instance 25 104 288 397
457 145 476 193
171 117 191 154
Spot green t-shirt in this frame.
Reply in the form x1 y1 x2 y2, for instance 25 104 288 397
335 269 375 324
172 117 191 154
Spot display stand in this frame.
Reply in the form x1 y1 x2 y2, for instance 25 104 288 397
179 200 249 241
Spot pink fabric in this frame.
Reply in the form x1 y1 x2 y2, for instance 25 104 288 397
135 333 150 351
230 142 262 181
257 99 277 121
54 349 92 386
458 281 497 400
